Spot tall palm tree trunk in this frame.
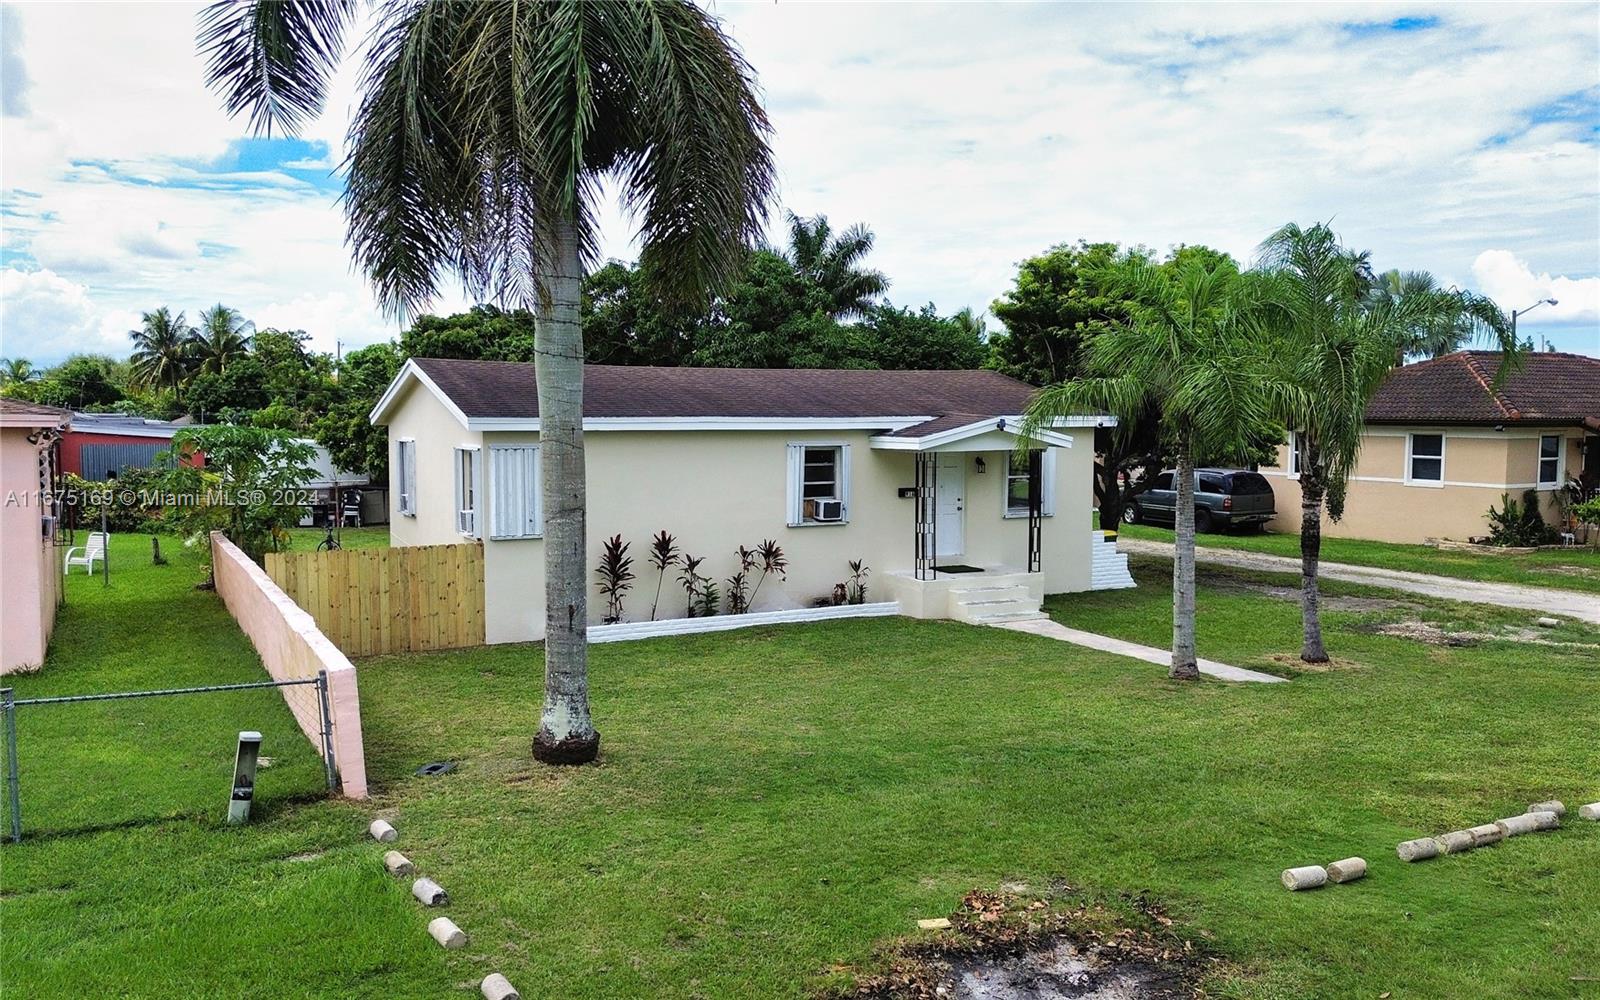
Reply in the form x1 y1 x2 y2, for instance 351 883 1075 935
531 216 600 765
1170 447 1199 680
1298 473 1330 664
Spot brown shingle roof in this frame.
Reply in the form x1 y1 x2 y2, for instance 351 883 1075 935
0 398 71 426
410 359 1038 421
1365 351 1600 426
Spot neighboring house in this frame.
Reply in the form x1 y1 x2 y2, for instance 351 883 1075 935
60 412 200 479
296 440 387 527
1 400 69 674
1261 351 1599 543
372 359 1133 644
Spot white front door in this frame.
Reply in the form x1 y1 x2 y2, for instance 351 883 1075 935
935 454 965 558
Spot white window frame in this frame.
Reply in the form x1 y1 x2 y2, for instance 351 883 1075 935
1536 434 1563 489
1405 432 1445 487
488 444 542 540
1287 431 1302 481
396 438 417 517
786 442 851 526
1002 449 1057 518
454 446 482 537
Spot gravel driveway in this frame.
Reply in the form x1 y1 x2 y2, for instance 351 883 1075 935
1120 538 1600 625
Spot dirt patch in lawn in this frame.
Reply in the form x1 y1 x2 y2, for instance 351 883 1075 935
836 888 1219 1000
1348 618 1600 651
1208 578 1419 614
1543 564 1599 579
1266 653 1365 673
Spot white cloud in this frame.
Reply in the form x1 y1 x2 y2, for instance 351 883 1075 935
0 268 131 358
1 0 1596 364
1472 250 1600 327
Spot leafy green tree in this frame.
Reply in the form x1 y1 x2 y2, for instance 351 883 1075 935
582 261 699 365
155 425 316 573
1255 223 1518 663
129 306 194 396
201 0 776 766
989 241 1170 528
781 212 888 320
1025 251 1278 679
29 355 126 410
312 341 403 483
399 305 538 363
190 303 255 375
693 249 853 367
857 302 986 370
185 355 270 423
989 241 1149 386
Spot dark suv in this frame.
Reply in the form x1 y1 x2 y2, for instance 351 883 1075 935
1123 468 1277 532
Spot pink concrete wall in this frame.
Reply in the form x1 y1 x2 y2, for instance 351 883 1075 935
1 428 60 675
211 532 369 799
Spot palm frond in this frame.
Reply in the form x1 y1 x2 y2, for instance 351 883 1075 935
197 0 356 136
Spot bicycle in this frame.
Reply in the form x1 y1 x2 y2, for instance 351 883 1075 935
316 525 340 551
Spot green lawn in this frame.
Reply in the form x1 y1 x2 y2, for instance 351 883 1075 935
4 539 1598 998
284 525 392 551
1117 521 1600 594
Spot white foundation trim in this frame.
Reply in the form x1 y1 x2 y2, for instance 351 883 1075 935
588 602 901 643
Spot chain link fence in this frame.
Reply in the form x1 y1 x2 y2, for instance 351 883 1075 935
1 673 334 843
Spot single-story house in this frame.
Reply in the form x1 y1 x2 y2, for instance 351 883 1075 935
372 359 1133 643
61 412 200 479
1 400 69 674
1261 350 1599 543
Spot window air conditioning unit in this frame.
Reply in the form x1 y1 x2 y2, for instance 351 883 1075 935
813 499 845 522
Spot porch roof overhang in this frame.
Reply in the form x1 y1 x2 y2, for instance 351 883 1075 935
867 413 1111 452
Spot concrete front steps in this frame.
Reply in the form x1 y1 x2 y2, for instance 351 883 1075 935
948 579 1046 624
1091 531 1136 590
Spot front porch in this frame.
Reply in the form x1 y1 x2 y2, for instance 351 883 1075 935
886 565 1046 623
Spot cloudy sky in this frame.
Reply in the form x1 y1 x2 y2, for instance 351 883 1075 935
2 2 1596 365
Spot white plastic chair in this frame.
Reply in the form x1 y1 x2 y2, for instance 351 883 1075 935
64 532 108 575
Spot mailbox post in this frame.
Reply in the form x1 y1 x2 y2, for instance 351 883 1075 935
228 731 263 824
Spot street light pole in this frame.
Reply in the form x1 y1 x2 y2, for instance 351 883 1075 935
1511 298 1559 349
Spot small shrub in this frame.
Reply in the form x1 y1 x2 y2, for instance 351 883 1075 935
596 534 635 624
1486 490 1557 547
747 539 787 608
647 530 680 621
680 554 713 618
846 559 870 605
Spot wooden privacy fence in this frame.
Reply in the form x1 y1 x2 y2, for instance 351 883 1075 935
264 544 485 656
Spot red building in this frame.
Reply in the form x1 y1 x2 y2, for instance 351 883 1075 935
60 413 203 479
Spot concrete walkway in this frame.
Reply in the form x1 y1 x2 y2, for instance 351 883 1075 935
1120 538 1600 625
993 617 1287 684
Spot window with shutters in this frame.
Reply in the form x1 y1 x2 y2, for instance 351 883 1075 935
396 439 417 516
785 442 851 525
489 445 542 539
1003 450 1056 517
454 446 480 537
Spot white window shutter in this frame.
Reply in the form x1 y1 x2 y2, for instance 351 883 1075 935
472 448 484 538
404 441 417 515
489 446 541 539
453 448 464 533
838 443 851 518
1042 449 1056 516
785 444 804 526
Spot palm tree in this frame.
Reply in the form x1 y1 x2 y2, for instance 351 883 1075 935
199 0 775 765
129 306 194 396
782 211 888 320
1025 252 1276 679
1368 269 1510 360
1255 224 1518 663
951 307 988 343
0 358 37 386
191 304 254 375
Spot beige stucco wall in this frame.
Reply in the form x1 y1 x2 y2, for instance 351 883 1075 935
1 428 61 674
385 409 1098 643
386 379 484 548
1260 426 1587 544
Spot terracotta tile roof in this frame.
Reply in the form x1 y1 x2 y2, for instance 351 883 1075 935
1365 351 1600 426
410 359 1038 422
0 398 71 426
